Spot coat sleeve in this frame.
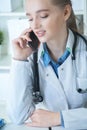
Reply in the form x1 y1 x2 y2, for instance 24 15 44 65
61 108 87 129
7 59 35 124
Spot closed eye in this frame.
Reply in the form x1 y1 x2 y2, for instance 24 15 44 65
28 18 33 21
40 15 48 18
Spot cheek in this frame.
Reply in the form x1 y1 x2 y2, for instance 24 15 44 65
45 15 65 31
45 19 65 40
45 20 63 33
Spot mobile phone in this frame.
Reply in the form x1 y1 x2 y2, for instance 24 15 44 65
28 31 40 50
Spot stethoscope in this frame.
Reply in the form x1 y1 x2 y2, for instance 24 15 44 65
32 30 87 105
33 50 43 104
72 30 87 94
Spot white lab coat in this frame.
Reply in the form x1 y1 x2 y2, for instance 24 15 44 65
7 30 87 129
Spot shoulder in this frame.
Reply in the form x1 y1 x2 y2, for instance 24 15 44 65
76 33 87 51
75 33 87 62
75 33 87 77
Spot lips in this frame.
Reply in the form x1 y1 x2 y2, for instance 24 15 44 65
35 30 46 37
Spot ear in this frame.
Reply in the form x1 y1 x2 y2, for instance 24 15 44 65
63 4 71 21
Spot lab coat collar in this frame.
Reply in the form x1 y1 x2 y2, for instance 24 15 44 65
38 29 74 62
66 29 74 56
38 42 44 62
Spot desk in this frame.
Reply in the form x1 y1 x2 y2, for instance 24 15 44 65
1 124 47 130
0 102 80 130
1 123 77 130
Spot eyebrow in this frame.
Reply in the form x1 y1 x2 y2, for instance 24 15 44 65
26 9 49 16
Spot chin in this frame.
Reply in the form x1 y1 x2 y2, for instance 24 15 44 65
39 40 46 43
39 38 47 43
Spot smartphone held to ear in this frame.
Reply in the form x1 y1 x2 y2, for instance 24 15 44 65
28 31 40 50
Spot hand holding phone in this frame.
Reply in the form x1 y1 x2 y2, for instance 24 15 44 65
12 29 39 60
12 28 35 61
28 31 40 50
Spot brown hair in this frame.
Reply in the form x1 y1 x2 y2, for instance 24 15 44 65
51 0 78 32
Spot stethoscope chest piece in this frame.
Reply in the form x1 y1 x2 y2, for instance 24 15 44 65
33 91 43 104
77 88 87 94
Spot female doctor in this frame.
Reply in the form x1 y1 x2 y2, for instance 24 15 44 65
8 0 87 128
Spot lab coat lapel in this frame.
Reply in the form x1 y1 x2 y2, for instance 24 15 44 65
44 65 69 110
58 55 74 92
58 55 84 108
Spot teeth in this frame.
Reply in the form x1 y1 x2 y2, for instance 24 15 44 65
37 31 44 33
37 31 45 34
36 31 45 37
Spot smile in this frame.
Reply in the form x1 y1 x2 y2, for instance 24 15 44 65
36 31 46 37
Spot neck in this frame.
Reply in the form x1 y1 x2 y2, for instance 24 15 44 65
46 29 68 62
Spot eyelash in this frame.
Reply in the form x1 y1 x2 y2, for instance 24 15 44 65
28 19 33 21
40 15 48 18
28 15 48 21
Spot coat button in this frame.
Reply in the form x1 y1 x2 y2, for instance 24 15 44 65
46 74 49 76
61 68 64 71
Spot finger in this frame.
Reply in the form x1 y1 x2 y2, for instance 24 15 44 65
20 28 32 36
13 38 26 49
16 38 26 48
20 34 32 42
25 122 40 127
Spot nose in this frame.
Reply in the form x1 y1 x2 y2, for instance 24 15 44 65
31 18 41 29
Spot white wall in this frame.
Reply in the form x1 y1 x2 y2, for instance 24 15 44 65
7 19 29 55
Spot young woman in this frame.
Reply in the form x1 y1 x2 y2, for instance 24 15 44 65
8 0 87 128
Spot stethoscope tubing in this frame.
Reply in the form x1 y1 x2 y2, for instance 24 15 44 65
33 30 87 104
